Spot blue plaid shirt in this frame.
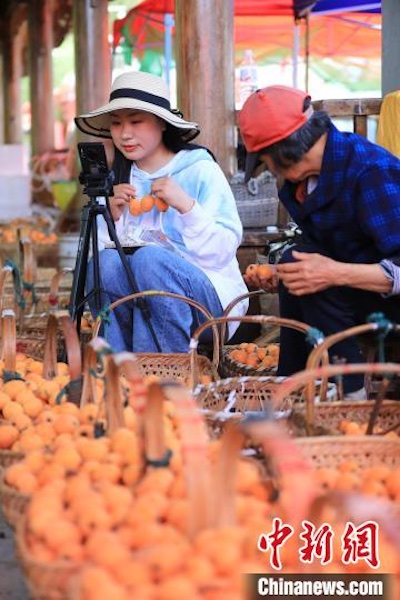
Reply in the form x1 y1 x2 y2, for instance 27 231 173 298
279 123 400 269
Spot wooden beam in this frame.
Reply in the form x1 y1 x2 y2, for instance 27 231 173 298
312 98 383 138
312 98 382 117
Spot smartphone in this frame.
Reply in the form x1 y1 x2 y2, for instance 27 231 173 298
77 142 109 177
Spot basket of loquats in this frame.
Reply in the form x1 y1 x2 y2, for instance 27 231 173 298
0 256 75 364
0 309 83 530
272 361 400 441
236 409 400 592
66 372 308 600
14 359 400 600
280 319 400 438
13 351 224 600
12 342 136 599
190 314 337 442
91 289 221 387
218 285 282 378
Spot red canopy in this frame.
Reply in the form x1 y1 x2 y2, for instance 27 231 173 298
113 2 381 62
126 1 316 18
113 0 317 52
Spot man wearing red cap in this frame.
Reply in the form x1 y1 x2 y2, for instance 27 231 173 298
239 85 400 399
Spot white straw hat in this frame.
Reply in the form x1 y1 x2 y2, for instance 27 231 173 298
74 70 200 142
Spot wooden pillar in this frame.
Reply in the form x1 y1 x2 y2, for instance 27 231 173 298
73 0 111 138
61 0 111 230
1 13 25 144
175 0 236 178
28 0 54 156
1 18 13 144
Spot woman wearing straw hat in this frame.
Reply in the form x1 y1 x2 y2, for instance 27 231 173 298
75 70 248 352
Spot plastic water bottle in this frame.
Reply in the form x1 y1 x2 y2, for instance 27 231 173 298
239 49 258 106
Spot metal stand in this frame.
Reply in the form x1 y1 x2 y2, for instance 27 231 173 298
68 143 161 351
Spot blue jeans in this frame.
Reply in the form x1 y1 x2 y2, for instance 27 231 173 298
277 244 400 393
86 246 223 352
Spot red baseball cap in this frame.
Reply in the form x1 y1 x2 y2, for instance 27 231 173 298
238 85 312 181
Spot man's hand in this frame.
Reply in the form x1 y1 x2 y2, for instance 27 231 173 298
276 250 337 295
244 263 278 292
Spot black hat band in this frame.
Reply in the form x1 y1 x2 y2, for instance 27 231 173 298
109 88 171 111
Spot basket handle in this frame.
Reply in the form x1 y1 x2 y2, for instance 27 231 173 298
305 318 400 402
101 352 127 434
48 267 73 310
215 417 318 529
42 310 83 404
161 382 213 538
221 289 273 344
112 352 148 417
222 289 268 317
79 336 113 409
212 422 246 527
189 314 329 387
272 362 400 433
80 346 146 436
0 265 15 313
102 355 214 538
1 309 17 373
91 289 221 369
19 236 37 286
112 352 169 471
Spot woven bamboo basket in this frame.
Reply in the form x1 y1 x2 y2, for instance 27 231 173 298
297 319 400 435
0 477 30 530
20 267 73 326
1 340 116 538
15 523 82 600
91 290 221 385
194 375 337 441
296 435 400 470
190 315 336 440
219 291 277 377
1 308 83 404
15 358 216 600
12 349 125 600
0 256 73 361
272 362 400 438
23 272 72 317
218 291 327 379
0 425 24 470
0 239 71 317
0 309 83 475
17 267 74 363
230 170 279 228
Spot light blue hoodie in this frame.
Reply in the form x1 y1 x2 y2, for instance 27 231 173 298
98 148 249 336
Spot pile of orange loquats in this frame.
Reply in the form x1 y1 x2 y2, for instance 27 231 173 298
0 336 400 600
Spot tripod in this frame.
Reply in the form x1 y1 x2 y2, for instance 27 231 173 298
68 144 161 351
